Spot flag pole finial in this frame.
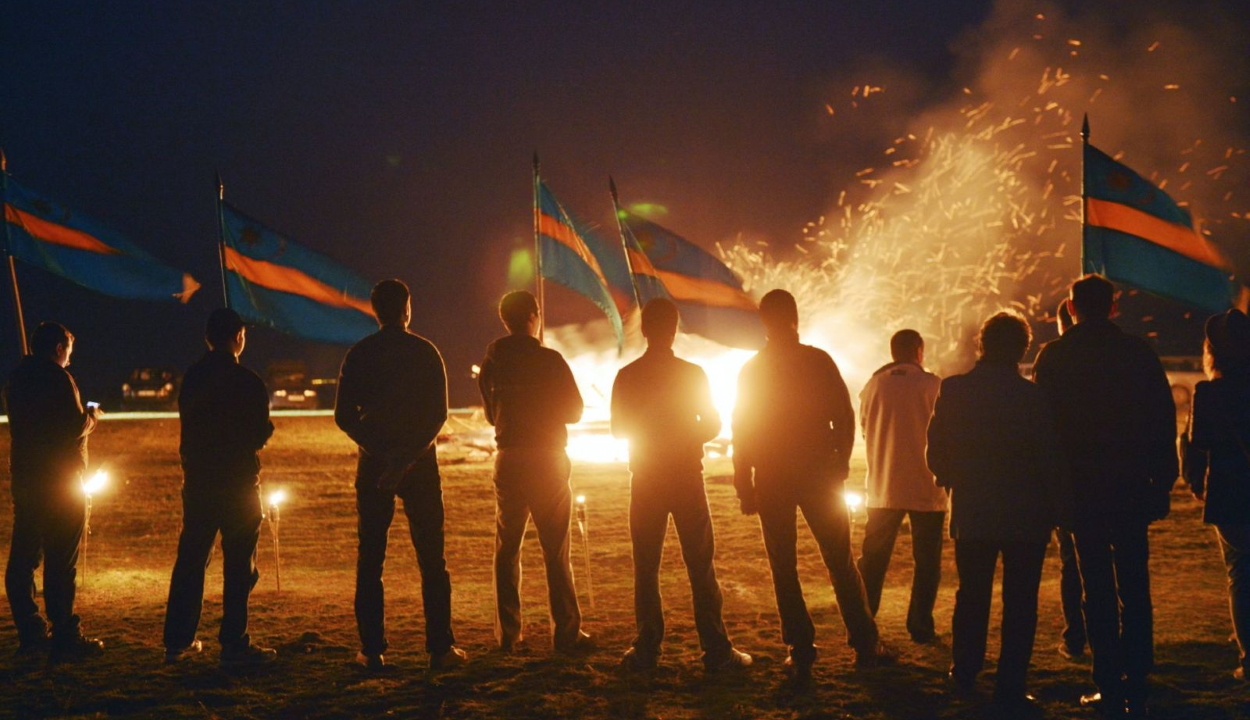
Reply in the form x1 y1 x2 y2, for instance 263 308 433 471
1081 114 1090 142
216 171 224 201
0 148 7 173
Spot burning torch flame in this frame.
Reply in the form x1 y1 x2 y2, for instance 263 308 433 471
843 490 865 512
82 470 109 497
268 489 287 508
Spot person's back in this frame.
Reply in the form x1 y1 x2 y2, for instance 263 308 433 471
5 355 91 487
860 360 943 511
1190 373 1250 522
612 349 719 478
479 334 582 449
179 349 273 487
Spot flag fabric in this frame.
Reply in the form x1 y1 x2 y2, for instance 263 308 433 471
220 202 377 345
536 181 624 345
617 210 764 349
1083 142 1247 313
3 177 199 302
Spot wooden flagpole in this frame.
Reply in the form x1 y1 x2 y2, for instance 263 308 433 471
1 150 29 355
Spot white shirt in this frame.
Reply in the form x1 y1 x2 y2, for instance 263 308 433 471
859 362 946 511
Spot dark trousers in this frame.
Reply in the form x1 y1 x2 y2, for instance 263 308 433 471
856 508 945 641
629 474 733 662
1073 519 1153 702
493 447 581 648
950 538 1047 697
163 484 262 651
354 456 455 656
6 486 85 644
756 481 878 658
1056 528 1087 652
1216 524 1250 673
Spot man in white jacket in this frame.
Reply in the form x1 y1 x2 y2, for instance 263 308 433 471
855 329 946 643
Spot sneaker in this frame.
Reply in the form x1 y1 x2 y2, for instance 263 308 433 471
620 647 658 672
164 639 204 664
704 647 752 672
854 640 897 668
16 632 51 657
784 646 816 674
49 635 105 663
430 646 468 670
554 631 596 657
355 651 385 671
220 644 277 667
1057 641 1086 660
948 669 977 695
1079 692 1126 717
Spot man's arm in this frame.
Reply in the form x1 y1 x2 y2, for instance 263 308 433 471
551 354 584 425
732 365 757 514
825 354 855 482
412 344 450 451
609 370 632 439
334 348 374 452
244 371 275 451
925 381 955 488
477 357 497 426
1183 381 1213 500
59 372 97 441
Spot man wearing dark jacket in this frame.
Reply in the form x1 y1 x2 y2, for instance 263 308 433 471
336 279 465 671
1033 274 1177 717
927 312 1064 709
732 289 891 672
4 322 103 662
163 308 276 667
478 290 590 654
611 299 751 672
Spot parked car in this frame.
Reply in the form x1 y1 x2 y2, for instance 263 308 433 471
121 367 180 411
1161 355 1205 431
267 360 319 410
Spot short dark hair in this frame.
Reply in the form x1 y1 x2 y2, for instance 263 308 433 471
978 311 1032 365
1055 298 1073 335
1070 274 1115 320
1205 309 1250 376
499 291 539 332
890 329 923 362
30 322 72 358
641 298 679 339
758 289 796 332
371 279 410 326
205 308 245 348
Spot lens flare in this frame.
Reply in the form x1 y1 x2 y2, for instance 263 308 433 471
82 469 108 496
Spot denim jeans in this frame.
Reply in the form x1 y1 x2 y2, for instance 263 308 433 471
1216 523 1250 673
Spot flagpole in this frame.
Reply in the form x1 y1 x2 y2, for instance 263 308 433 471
1080 114 1089 277
532 152 545 342
1 150 29 355
215 172 230 309
608 176 645 315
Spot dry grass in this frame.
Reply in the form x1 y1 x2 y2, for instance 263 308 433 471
1 415 1248 719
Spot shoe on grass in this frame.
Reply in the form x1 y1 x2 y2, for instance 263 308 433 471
854 640 897 668
430 646 468 670
1079 692 1125 717
1057 641 1086 660
554 631 596 657
165 639 203 664
620 647 658 671
355 651 385 671
220 643 277 667
784 645 816 674
705 647 752 672
49 635 104 664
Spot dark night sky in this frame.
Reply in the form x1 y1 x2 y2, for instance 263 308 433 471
1 0 1244 405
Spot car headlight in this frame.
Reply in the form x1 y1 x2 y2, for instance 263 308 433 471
275 390 288 397
306 389 317 397
122 383 131 393
164 382 175 392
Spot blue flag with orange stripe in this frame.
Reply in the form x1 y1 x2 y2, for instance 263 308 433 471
617 211 763 349
536 181 624 346
220 202 377 345
1083 143 1247 313
3 177 200 302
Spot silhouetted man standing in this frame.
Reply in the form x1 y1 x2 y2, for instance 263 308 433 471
336 280 465 670
733 289 892 672
1034 275 1177 718
927 312 1064 710
4 322 104 662
163 308 277 667
611 298 752 672
856 329 945 644
478 290 591 654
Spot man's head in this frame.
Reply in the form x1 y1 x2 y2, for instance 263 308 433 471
1068 274 1116 322
31 322 74 368
758 289 797 338
890 329 924 364
371 279 411 328
499 290 540 336
205 308 246 357
1055 298 1074 336
641 298 679 349
977 311 1032 365
1204 308 1250 378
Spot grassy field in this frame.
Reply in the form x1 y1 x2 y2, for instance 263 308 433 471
0 414 1247 719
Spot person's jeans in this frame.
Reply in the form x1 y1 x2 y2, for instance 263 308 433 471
163 483 262 651
856 508 945 641
1073 519 1153 703
1216 523 1250 673
1056 528 1087 652
950 538 1047 697
756 480 879 658
6 485 85 644
354 455 455 656
493 447 582 649
629 474 733 663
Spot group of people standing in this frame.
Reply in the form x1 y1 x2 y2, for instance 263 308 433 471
6 273 1250 719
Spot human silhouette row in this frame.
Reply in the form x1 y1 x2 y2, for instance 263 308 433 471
10 275 1244 718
